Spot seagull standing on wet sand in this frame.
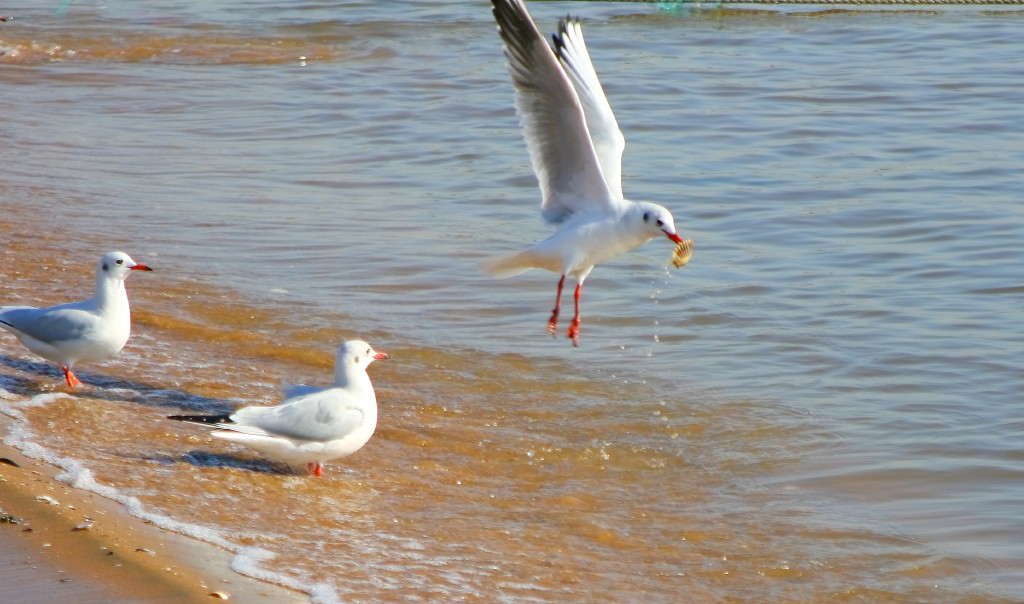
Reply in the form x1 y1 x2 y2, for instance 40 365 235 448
0 251 153 389
481 0 687 346
168 340 389 478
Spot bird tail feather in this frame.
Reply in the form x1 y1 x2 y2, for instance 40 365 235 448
168 414 233 425
479 250 537 279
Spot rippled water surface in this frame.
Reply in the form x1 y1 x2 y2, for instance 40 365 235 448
2 2 1023 602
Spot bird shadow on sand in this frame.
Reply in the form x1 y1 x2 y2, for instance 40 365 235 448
0 354 291 474
0 353 237 415
145 450 298 476
0 355 75 394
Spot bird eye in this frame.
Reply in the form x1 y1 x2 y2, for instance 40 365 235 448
116 259 124 265
366 349 371 355
656 219 664 227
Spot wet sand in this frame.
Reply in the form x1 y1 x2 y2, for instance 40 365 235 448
0 429 304 604
3 4 1024 601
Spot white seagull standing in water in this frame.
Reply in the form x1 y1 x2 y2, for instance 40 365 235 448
481 0 688 346
0 251 153 388
169 340 389 478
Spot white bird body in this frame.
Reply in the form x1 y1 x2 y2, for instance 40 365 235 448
484 0 686 346
481 202 671 280
214 395 377 470
169 340 389 477
0 251 152 388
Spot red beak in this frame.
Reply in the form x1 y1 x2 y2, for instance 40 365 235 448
664 231 683 244
373 352 390 360
131 264 154 271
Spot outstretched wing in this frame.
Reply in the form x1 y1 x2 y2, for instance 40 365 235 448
553 17 625 201
492 0 619 224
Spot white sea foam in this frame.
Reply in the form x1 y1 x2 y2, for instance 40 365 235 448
0 384 342 604
308 582 344 604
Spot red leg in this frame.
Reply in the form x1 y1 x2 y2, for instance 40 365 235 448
309 463 322 478
567 282 582 346
547 275 566 337
62 366 81 389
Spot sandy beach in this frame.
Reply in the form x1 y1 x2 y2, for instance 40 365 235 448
2 2 1024 601
0 423 305 604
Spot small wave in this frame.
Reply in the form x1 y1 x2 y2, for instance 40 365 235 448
0 389 338 603
0 32 345 65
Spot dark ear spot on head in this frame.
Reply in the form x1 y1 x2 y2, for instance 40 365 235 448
643 212 650 223
353 355 361 365
102 263 109 271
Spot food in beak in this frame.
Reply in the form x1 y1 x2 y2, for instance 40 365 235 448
670 239 695 269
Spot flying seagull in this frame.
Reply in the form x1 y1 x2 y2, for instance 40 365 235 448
481 0 687 346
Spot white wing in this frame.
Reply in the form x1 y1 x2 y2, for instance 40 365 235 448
492 0 619 225
553 18 625 201
229 389 367 444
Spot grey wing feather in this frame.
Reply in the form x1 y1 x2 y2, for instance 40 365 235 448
493 0 617 224
280 382 323 399
230 390 365 443
0 306 95 344
0 306 34 313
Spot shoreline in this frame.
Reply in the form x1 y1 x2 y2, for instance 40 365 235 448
0 422 306 604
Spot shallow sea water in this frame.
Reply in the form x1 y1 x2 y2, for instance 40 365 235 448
2 1 1023 602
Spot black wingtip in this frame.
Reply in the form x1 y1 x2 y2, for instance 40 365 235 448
552 15 579 59
168 414 233 424
559 14 573 31
492 0 538 52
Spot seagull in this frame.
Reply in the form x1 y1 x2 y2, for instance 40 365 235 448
168 340 389 478
481 0 686 346
0 251 153 388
